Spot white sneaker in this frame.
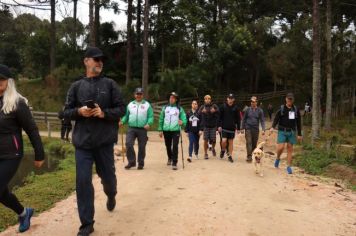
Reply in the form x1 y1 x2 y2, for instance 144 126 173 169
195 154 199 159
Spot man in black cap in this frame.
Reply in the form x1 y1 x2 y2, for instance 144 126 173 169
270 93 302 174
217 93 241 163
64 47 126 236
119 87 154 170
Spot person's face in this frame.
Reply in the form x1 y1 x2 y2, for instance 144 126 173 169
286 97 294 106
135 93 143 101
251 100 257 107
204 97 211 104
227 97 234 105
0 79 8 96
191 101 198 110
84 57 103 76
169 95 177 104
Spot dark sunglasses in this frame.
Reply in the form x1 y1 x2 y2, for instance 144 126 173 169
135 93 143 95
93 57 103 62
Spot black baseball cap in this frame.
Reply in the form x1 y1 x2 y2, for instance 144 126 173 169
84 47 105 58
135 87 144 94
227 93 235 99
286 93 294 99
0 64 12 80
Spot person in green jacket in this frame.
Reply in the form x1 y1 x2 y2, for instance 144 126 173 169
158 92 187 170
120 88 154 170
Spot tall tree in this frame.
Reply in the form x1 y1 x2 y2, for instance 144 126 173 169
89 0 95 46
126 0 133 85
312 0 321 141
142 0 149 97
94 0 100 46
325 0 332 130
50 0 56 73
136 0 142 47
72 0 78 48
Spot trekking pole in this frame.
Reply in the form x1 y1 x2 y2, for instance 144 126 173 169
179 126 185 169
121 128 125 163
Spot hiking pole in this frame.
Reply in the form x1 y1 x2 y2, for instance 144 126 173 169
179 126 185 169
121 128 125 163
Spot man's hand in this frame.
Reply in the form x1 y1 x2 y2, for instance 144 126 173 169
199 131 203 136
218 127 222 133
186 132 189 137
92 104 104 118
78 106 94 117
297 136 303 142
144 124 150 130
119 121 123 127
240 129 245 134
34 160 44 168
159 132 163 138
178 120 183 126
211 107 216 113
236 130 240 135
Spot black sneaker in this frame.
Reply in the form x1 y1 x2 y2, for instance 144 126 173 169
167 160 172 165
220 151 225 158
172 164 178 170
124 163 136 169
106 196 116 211
212 149 217 157
228 156 234 163
246 157 252 163
137 165 144 170
77 224 94 236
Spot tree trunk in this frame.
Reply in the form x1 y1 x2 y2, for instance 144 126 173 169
312 0 321 141
73 0 78 49
136 0 142 47
94 0 100 46
142 0 150 98
126 0 133 85
89 0 95 46
325 0 332 130
50 0 56 73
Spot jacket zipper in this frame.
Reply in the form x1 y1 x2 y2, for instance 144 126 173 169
136 103 139 127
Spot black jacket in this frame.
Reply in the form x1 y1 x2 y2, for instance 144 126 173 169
199 103 219 130
185 109 201 133
218 103 241 131
0 97 44 161
64 76 126 149
272 105 302 136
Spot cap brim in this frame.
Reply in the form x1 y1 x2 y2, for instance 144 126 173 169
0 74 8 80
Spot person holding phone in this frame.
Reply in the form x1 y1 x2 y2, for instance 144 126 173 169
0 64 44 233
64 47 126 236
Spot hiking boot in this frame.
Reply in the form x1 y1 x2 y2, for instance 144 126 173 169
167 159 172 165
187 157 192 162
220 150 225 159
77 224 94 236
106 196 116 211
246 157 252 163
137 165 144 170
172 164 178 170
18 208 34 233
212 149 217 157
228 156 234 163
287 166 293 174
274 159 280 168
204 154 209 159
124 163 136 169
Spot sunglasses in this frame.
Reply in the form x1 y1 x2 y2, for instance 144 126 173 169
93 57 103 62
135 93 143 95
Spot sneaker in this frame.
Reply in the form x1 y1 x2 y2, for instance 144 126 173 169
220 150 225 159
137 165 144 170
172 164 178 170
212 149 217 157
167 160 172 165
187 157 192 162
124 163 136 169
274 159 280 168
287 166 293 174
194 154 199 159
228 156 234 163
106 196 116 211
246 157 252 163
18 208 34 233
204 154 209 159
77 224 94 236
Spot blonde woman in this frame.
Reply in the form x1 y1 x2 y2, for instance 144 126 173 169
0 64 44 233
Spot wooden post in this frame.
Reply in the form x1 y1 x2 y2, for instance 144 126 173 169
47 121 51 138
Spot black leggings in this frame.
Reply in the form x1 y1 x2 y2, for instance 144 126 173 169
0 158 24 215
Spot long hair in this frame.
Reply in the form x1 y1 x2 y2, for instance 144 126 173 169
1 78 28 114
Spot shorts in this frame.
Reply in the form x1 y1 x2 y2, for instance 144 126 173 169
221 129 235 139
277 130 297 145
204 127 216 142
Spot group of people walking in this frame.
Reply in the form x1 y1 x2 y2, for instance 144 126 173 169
0 46 302 236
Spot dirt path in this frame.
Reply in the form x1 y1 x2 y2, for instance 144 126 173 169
2 131 356 236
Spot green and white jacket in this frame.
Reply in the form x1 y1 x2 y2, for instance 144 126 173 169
158 104 187 132
121 100 154 128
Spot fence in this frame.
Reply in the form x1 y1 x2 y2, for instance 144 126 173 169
32 111 61 138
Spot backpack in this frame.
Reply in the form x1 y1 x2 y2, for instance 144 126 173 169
280 105 298 119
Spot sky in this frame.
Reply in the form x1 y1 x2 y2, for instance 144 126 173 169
2 0 128 30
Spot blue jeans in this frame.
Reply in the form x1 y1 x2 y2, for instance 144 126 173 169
188 132 200 157
75 144 117 227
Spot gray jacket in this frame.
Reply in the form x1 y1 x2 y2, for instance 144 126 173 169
241 107 265 131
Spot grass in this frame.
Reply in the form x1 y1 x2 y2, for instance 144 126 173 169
0 138 76 232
